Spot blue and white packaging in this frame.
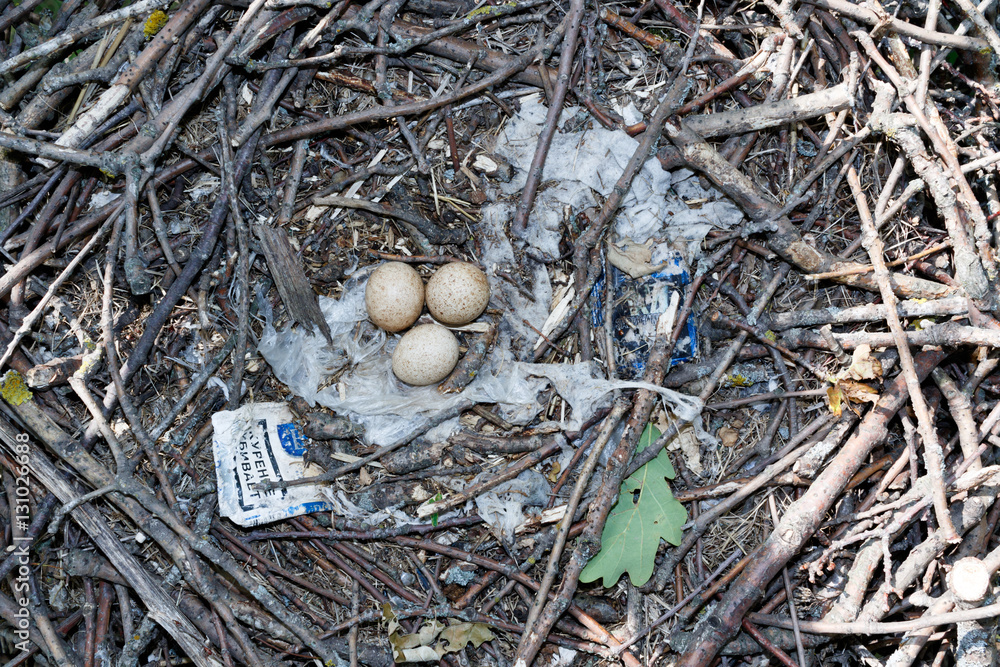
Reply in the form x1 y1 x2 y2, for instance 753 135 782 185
213 402 332 526
591 248 697 380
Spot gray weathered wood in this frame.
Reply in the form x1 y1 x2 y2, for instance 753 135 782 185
683 83 851 138
0 416 223 667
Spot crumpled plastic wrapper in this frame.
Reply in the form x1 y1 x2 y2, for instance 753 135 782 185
490 95 744 261
471 469 551 543
259 277 705 447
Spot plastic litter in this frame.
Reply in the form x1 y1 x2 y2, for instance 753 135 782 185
472 468 551 542
489 95 744 262
591 246 697 380
477 200 553 353
258 278 705 447
212 402 332 526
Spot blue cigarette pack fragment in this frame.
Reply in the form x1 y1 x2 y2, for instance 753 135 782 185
591 251 696 380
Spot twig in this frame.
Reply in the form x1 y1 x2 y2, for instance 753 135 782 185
673 349 946 667
0 0 174 77
515 304 679 665
520 398 629 640
802 0 988 49
509 0 585 237
847 165 958 542
749 602 1000 635
313 194 466 244
416 436 564 518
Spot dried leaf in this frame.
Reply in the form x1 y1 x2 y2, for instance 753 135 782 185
840 379 880 404
438 622 494 652
389 619 444 662
848 344 883 380
827 384 843 417
384 604 494 663
717 426 739 448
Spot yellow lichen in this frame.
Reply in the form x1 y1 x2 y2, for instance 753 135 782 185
466 2 516 18
1 371 32 406
726 373 754 388
75 348 103 379
144 10 168 39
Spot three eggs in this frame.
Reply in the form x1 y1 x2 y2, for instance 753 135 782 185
365 261 490 385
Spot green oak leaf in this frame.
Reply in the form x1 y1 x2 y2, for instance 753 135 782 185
580 423 687 588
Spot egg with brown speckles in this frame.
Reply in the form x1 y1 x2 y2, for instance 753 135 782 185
365 262 424 332
391 324 460 385
425 262 490 326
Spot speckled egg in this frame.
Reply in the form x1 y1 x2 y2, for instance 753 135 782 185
425 262 490 326
391 324 460 386
365 262 424 332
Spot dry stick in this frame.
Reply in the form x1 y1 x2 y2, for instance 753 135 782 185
0 421 224 667
263 14 577 148
519 398 630 643
710 312 834 382
12 389 337 664
123 161 151 295
314 195 465 245
514 302 679 667
229 67 300 150
149 336 237 442
0 0 173 77
674 42 776 116
952 0 1000 54
779 322 1000 350
629 260 790 486
705 389 829 410
931 367 981 471
146 185 182 278
614 551 742 655
349 580 360 667
842 145 1000 258
847 166 958 542
767 494 806 667
509 0 585 237
53 0 214 153
394 536 634 657
929 0 995 72
0 214 112 373
675 349 945 667
749 600 1000 635
843 459 1000 633
665 122 949 299
854 31 996 292
101 126 262 422
277 139 308 226
742 619 800 667
802 0 987 49
0 132 120 171
683 81 851 138
915 0 941 107
646 413 840 593
97 189 176 506
865 105 990 304
138 0 271 169
216 115 250 411
263 400 474 490
806 241 951 280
